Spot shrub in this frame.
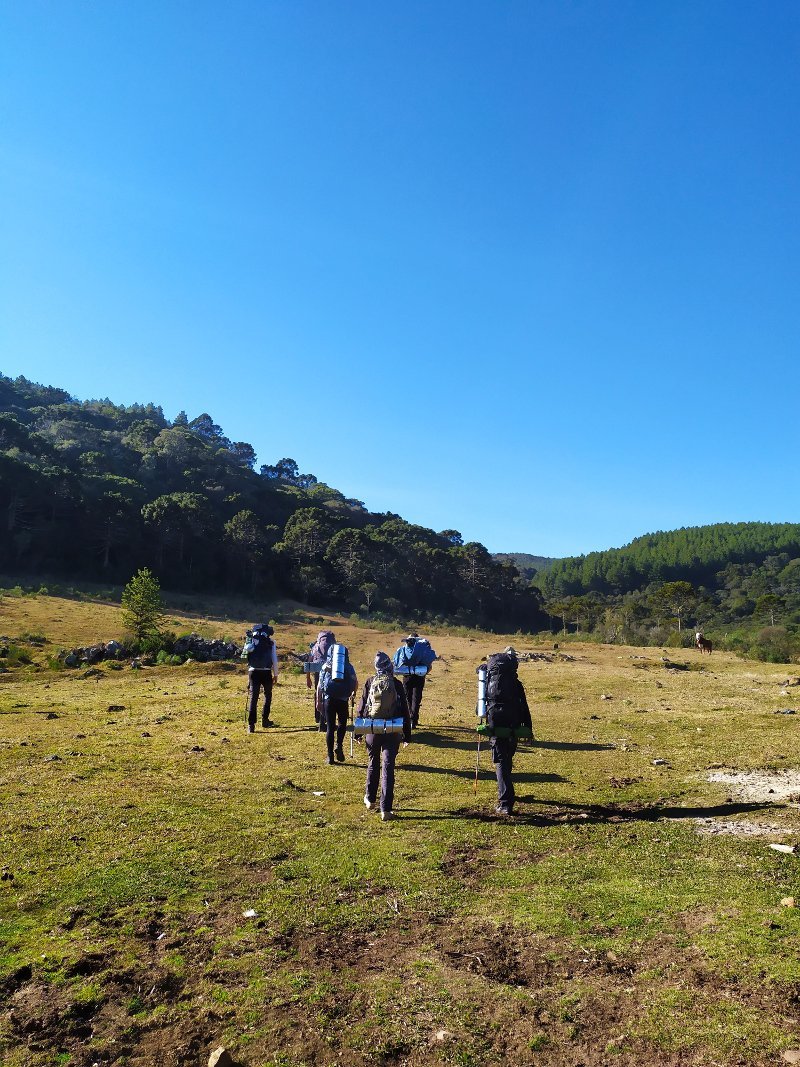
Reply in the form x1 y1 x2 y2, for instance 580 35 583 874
155 650 183 666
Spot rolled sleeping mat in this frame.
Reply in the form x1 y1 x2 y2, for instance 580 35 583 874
353 717 372 736
331 643 347 680
303 661 323 674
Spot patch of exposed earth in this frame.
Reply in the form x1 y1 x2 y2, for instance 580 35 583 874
694 769 800 838
706 768 800 804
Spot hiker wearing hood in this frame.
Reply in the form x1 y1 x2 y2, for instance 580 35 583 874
304 630 335 722
244 624 278 732
317 643 358 765
355 652 412 821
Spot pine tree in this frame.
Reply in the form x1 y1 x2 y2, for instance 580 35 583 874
121 568 164 642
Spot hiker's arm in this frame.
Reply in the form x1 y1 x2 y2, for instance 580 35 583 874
518 681 532 727
354 679 370 717
272 643 279 683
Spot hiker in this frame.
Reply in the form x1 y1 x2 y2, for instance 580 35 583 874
356 652 412 821
392 633 437 729
481 651 532 816
318 642 358 765
242 624 278 732
304 629 336 720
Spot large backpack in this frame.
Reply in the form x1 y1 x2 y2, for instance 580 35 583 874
410 638 437 669
242 630 273 670
485 653 523 730
367 674 398 717
320 645 354 701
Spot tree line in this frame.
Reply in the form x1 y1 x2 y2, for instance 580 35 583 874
0 374 546 631
534 524 800 661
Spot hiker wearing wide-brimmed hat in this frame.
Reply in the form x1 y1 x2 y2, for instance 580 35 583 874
391 632 437 729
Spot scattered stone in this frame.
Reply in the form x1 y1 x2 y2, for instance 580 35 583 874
600 694 613 700
108 704 126 711
782 1052 800 1065
82 668 104 679
208 1048 236 1067
130 659 142 669
221 738 230 744
781 897 796 909
141 731 151 738
43 754 62 762
189 745 205 753
45 712 59 719
652 759 668 766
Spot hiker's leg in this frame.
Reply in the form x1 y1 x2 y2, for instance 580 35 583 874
412 677 425 724
261 674 273 725
491 737 517 811
365 735 380 802
335 703 348 752
380 735 401 812
247 673 259 729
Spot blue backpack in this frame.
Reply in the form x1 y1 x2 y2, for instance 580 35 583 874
320 645 356 701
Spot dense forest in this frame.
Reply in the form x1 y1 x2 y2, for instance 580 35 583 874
0 374 546 631
535 524 800 661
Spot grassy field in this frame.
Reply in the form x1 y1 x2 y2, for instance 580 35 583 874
1 593 800 1067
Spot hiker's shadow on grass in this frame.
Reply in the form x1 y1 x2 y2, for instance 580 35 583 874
409 732 614 754
531 739 616 752
403 763 568 784
467 799 781 826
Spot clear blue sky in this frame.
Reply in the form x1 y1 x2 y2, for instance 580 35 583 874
2 1 799 558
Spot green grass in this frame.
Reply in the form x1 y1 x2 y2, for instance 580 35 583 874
1 595 800 1064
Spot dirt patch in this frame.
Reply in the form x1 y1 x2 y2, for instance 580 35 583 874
707 768 800 804
694 818 789 837
439 841 495 887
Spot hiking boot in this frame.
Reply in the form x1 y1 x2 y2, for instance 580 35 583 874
325 755 334 765
247 724 255 734
380 810 394 822
262 718 275 728
335 746 345 763
363 795 374 810
495 805 513 816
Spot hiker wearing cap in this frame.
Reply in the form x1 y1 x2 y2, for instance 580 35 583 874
318 642 358 765
243 624 279 732
356 652 412 821
392 633 436 729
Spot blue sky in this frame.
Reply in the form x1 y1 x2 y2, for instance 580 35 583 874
2 1 799 558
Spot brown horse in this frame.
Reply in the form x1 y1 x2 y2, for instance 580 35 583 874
696 635 712 654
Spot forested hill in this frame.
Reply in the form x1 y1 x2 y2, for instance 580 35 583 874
537 523 800 598
0 374 546 630
492 552 555 580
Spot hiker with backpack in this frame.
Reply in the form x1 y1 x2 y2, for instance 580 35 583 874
355 652 412 821
303 629 336 722
392 633 437 729
242 624 279 732
478 651 532 816
317 642 358 764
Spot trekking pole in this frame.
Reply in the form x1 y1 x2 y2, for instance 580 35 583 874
349 693 355 758
473 736 481 794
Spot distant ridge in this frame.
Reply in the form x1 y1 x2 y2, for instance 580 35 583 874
493 552 555 579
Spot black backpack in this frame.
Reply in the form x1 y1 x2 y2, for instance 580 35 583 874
485 653 523 730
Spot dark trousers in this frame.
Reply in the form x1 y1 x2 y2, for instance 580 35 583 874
365 733 402 813
402 675 425 726
490 736 518 812
248 670 273 727
321 696 348 758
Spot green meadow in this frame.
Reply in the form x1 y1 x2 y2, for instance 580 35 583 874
1 594 800 1066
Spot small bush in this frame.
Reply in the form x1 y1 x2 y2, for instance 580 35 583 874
156 650 183 666
4 644 32 666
